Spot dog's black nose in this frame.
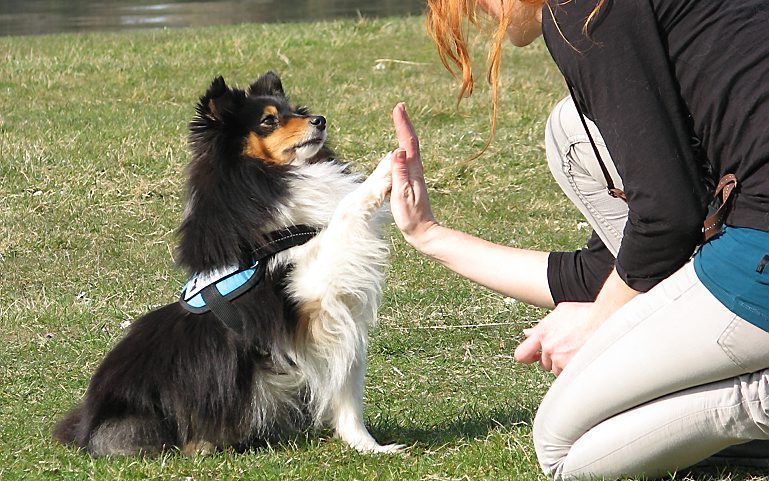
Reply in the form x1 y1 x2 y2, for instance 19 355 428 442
309 115 326 130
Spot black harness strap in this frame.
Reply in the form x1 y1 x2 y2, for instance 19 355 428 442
191 224 319 336
253 224 320 260
567 83 627 202
566 84 738 241
201 284 245 333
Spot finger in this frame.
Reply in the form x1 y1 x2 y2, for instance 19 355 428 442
551 353 565 377
539 350 552 373
391 104 427 186
552 351 575 376
391 149 410 188
392 103 420 158
513 333 542 364
523 328 535 337
393 145 430 206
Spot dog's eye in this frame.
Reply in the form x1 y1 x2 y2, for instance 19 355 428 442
261 115 278 126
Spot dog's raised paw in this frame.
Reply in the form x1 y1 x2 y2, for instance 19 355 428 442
366 152 394 198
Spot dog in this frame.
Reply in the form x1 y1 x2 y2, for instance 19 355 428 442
53 71 400 456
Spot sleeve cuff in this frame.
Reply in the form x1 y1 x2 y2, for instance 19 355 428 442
615 260 667 293
547 251 568 305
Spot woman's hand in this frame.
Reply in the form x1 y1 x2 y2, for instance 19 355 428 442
514 270 640 375
388 103 440 252
383 103 556 307
514 302 600 376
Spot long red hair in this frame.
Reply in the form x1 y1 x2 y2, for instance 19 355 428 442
425 0 603 157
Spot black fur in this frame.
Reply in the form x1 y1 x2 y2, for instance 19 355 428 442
54 72 335 455
181 74 291 273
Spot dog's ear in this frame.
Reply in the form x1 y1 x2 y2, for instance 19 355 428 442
197 76 235 122
248 71 285 98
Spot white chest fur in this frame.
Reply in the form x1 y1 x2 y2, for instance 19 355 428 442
265 155 399 452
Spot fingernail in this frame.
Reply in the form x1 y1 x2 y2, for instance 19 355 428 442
395 149 406 160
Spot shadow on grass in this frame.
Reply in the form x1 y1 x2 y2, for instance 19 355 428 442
679 442 769 481
369 405 536 448
370 411 769 480
676 466 769 481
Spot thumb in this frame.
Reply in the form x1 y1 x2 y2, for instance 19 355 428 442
391 148 410 186
514 331 543 364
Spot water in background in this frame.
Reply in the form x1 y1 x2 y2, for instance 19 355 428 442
0 0 426 37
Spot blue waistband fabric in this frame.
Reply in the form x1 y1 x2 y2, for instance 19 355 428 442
694 225 769 332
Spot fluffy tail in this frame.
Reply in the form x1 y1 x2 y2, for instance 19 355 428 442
53 404 83 445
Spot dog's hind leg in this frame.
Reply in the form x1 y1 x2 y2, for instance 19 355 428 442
86 416 177 457
53 404 84 445
181 440 216 456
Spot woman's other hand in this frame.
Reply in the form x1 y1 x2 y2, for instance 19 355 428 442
515 269 640 375
389 103 440 252
514 302 600 376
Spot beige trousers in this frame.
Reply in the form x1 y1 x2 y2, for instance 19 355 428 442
536 97 769 480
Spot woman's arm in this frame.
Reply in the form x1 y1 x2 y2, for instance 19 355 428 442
389 103 638 373
414 223 554 308
390 103 555 308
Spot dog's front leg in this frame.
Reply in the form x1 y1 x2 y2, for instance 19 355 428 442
335 151 393 224
326 153 402 452
291 153 401 452
332 355 404 453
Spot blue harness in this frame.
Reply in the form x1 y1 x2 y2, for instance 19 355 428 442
179 225 319 333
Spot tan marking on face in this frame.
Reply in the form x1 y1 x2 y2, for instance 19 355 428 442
263 105 278 117
242 116 314 164
243 132 274 162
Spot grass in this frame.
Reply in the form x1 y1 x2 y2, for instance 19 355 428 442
0 16 765 481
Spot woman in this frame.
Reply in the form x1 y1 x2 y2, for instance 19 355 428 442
385 0 769 478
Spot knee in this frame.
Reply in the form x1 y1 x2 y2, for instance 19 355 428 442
532 402 572 480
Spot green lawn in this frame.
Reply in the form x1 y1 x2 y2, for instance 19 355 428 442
0 16 763 481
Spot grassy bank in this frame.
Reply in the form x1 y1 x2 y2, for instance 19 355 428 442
0 16 758 481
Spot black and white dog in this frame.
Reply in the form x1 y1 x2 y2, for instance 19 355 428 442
54 72 399 455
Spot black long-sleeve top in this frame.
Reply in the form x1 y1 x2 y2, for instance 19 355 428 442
544 0 769 301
